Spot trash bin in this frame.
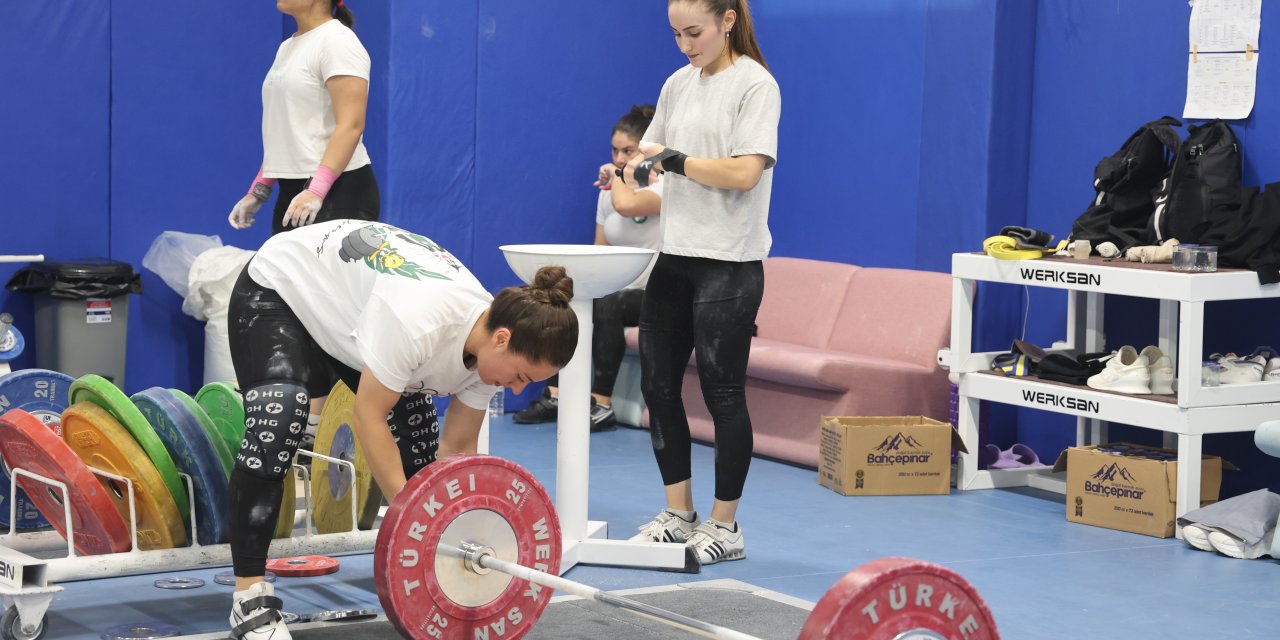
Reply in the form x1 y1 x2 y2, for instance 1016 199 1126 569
5 258 143 388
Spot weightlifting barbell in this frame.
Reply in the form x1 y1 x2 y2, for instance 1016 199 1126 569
374 454 999 640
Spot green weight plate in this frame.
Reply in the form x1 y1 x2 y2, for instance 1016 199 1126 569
194 381 244 460
170 389 233 478
68 374 190 521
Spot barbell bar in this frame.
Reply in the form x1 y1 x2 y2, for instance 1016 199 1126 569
374 454 1000 640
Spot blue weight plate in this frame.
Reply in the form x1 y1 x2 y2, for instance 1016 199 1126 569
131 387 231 545
0 369 75 529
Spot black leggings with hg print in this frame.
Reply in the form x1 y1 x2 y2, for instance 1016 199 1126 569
272 164 380 235
225 265 438 577
639 253 763 502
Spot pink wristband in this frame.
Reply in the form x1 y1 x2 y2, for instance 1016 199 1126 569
248 167 276 201
305 166 339 200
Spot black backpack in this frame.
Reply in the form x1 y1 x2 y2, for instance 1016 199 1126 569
1069 117 1182 253
1201 184 1280 283
1147 120 1244 245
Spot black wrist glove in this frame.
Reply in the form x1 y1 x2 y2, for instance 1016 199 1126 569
634 149 687 187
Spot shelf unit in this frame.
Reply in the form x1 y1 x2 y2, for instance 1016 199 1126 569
938 253 1280 525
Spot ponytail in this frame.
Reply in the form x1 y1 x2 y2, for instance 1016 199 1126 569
672 0 768 71
613 104 657 141
332 0 355 29
487 266 579 367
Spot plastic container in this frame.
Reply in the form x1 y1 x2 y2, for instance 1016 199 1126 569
1172 244 1218 272
488 390 505 418
4 259 142 388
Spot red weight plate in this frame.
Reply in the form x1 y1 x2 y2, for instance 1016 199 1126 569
0 409 131 555
375 454 561 640
799 557 999 640
266 555 341 577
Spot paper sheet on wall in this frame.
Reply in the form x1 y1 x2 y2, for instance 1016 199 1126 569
1183 0 1262 120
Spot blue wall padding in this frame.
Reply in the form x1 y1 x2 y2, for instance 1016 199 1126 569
752 0 927 267
468 0 681 291
0 2 112 371
381 0 479 260
107 1 283 393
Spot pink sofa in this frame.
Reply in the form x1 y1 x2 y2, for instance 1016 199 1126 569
623 257 952 468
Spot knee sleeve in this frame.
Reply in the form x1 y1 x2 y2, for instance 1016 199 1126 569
237 381 310 480
387 393 440 480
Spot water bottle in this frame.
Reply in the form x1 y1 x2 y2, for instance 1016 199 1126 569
488 390 504 418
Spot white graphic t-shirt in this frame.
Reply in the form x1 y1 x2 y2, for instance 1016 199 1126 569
247 219 500 410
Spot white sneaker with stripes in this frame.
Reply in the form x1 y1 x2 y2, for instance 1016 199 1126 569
687 519 746 565
628 510 697 543
229 581 292 640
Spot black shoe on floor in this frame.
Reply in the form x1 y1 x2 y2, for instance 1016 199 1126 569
590 402 617 433
514 392 558 424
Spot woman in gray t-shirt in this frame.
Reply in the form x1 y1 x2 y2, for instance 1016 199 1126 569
622 0 781 566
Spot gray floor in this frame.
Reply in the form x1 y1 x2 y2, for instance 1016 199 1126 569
17 414 1280 639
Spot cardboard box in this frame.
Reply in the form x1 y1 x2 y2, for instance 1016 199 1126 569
818 416 967 496
1053 443 1234 538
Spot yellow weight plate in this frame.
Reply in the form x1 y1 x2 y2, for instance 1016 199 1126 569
61 402 187 550
310 381 380 533
275 467 296 540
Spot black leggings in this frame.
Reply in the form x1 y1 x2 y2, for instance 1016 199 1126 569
272 164 380 235
226 265 438 577
547 287 644 397
639 254 763 502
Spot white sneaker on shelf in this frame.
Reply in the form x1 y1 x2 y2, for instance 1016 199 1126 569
1264 357 1280 382
628 510 697 543
1207 528 1276 560
229 581 291 640
1219 349 1270 384
1086 346 1151 394
687 519 746 565
1140 346 1175 395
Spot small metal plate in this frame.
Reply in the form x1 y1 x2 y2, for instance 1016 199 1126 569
299 609 379 623
213 571 276 586
153 576 205 590
375 454 561 640
0 368 74 529
62 402 187 550
798 557 1000 640
100 622 182 639
70 374 189 522
266 555 341 577
0 409 131 555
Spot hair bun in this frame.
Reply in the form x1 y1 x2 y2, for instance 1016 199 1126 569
532 265 574 307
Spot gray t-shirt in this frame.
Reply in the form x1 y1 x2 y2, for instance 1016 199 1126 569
642 56 780 262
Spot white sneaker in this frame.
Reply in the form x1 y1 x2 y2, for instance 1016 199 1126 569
628 510 697 543
229 581 291 640
1207 528 1276 560
1140 346 1175 395
1086 346 1151 394
1182 523 1218 551
1219 349 1270 384
687 519 745 565
1264 357 1280 382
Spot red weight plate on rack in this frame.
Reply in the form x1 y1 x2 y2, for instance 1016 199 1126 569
798 557 1000 640
375 454 561 640
0 409 131 555
266 555 341 577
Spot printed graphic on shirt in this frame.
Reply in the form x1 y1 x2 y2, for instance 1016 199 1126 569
335 224 462 280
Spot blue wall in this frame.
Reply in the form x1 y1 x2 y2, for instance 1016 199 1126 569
4 0 1279 494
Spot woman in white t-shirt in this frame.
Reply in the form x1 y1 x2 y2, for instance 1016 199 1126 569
227 0 379 236
623 0 780 567
220 220 578 640
514 105 663 432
